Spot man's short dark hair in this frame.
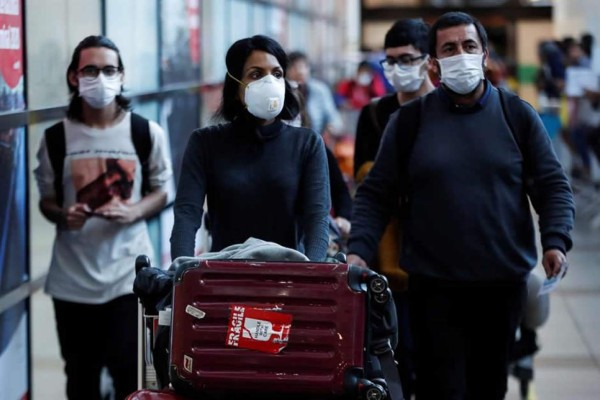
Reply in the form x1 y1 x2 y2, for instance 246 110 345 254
428 12 488 57
384 18 429 55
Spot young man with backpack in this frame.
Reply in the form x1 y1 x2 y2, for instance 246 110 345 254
353 18 435 399
34 35 172 400
354 18 435 180
348 12 575 400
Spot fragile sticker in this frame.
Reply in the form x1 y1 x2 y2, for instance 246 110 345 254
226 304 292 354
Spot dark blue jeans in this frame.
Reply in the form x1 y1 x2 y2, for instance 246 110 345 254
53 294 138 400
408 276 527 400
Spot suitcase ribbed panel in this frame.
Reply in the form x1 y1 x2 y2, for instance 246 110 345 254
170 260 366 395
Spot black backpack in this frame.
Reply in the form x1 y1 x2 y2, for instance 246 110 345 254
44 112 152 206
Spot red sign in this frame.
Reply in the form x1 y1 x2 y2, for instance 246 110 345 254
186 0 200 65
0 0 23 89
226 305 292 354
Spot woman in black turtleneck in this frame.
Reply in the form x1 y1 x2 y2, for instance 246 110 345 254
170 35 330 261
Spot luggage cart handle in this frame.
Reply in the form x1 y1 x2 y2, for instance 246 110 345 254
135 254 151 275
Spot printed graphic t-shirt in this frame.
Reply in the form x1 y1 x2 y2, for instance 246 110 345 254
34 113 172 304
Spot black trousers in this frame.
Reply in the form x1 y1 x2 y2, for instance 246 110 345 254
53 294 138 400
393 290 416 399
408 276 527 400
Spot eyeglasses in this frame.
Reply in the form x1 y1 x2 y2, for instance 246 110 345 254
379 54 427 69
78 65 121 78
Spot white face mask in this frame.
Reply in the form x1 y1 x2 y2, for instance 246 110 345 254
78 74 122 109
384 56 428 93
242 74 285 120
437 53 484 95
357 72 372 86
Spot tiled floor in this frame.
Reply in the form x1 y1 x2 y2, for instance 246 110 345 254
506 207 600 399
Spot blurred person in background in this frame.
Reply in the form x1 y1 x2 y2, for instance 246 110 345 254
348 12 574 400
287 51 343 144
285 79 353 253
336 61 387 151
564 39 597 181
536 40 566 102
536 40 577 172
34 35 172 400
485 42 509 89
171 35 330 262
336 60 387 111
352 17 435 399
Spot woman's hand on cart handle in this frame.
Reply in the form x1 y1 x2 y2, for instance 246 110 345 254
347 253 368 268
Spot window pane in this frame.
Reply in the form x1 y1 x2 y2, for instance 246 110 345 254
202 0 228 83
105 0 159 92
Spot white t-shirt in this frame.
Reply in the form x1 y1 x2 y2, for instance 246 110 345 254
34 113 172 304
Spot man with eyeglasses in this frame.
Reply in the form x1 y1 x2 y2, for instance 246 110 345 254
352 19 434 398
348 12 574 400
34 35 172 400
354 18 435 180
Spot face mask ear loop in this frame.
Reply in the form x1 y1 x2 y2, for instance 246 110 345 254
227 71 246 87
227 71 251 112
434 58 443 79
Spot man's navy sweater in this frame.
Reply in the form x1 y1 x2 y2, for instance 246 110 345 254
349 84 575 282
171 118 331 261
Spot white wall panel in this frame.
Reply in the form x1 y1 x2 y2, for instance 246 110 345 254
25 0 100 109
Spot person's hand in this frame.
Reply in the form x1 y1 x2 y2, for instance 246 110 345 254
97 201 141 224
347 253 368 268
62 203 90 230
542 249 567 278
335 217 351 237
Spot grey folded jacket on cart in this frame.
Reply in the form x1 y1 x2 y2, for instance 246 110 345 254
134 238 308 313
171 237 309 271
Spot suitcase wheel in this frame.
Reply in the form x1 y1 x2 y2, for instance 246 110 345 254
373 290 391 304
369 275 388 295
359 379 388 400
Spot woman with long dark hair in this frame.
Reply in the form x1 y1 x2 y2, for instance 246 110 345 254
170 35 330 260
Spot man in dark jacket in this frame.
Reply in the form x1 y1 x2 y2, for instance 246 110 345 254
348 12 575 400
353 18 435 399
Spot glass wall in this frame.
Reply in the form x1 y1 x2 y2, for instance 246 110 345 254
0 1 357 397
0 1 29 398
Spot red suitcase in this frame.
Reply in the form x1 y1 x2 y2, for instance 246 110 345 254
168 259 394 399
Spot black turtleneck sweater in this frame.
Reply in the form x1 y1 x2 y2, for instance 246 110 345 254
170 118 331 261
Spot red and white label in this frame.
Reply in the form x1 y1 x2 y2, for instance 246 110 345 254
226 305 292 354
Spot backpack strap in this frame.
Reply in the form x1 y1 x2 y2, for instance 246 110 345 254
44 121 66 207
497 88 537 204
130 112 152 196
368 97 383 135
396 96 424 213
